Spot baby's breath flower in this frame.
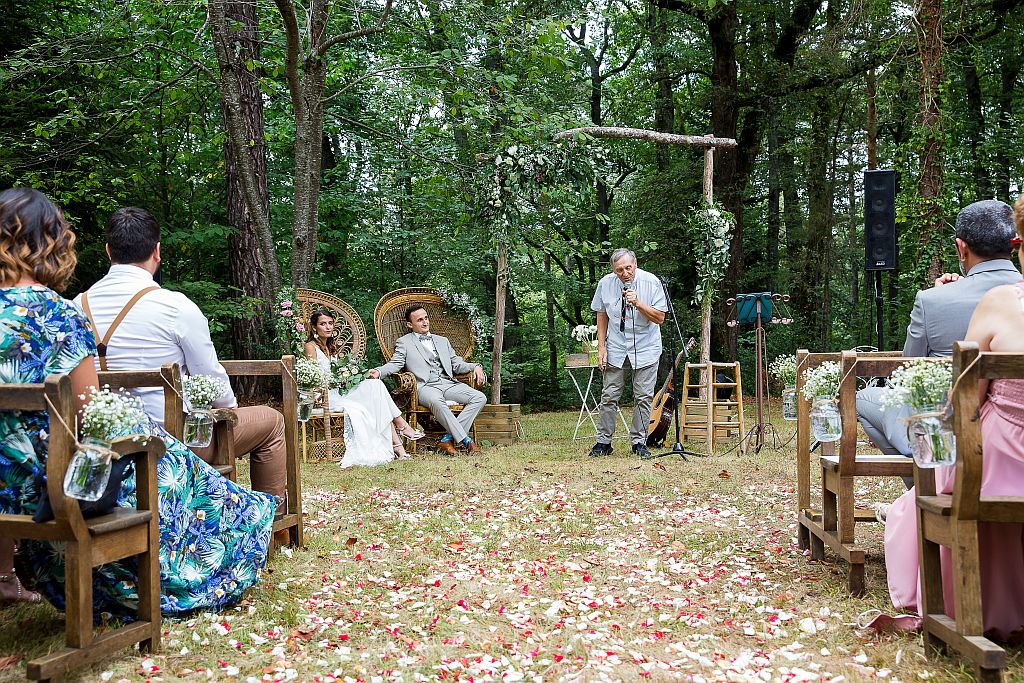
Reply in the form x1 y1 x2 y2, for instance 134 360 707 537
182 375 229 409
80 387 148 441
769 355 798 387
295 357 330 390
801 362 841 401
880 359 953 411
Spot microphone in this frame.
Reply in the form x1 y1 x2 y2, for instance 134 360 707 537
620 281 632 332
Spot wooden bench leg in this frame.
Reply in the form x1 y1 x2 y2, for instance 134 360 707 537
847 561 865 596
977 666 1003 682
809 533 825 561
797 521 810 551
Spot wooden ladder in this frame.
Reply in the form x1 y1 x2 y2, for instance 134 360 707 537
679 361 745 453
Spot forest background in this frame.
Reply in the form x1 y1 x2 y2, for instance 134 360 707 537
1 0 1016 408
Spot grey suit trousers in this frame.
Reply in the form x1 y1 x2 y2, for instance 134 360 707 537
418 378 486 442
597 357 659 446
857 386 914 488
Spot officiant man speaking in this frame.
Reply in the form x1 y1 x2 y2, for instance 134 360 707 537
587 248 668 460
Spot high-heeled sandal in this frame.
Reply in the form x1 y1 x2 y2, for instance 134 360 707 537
0 573 42 606
398 426 425 441
392 442 412 460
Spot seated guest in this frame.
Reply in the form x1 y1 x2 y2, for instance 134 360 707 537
304 309 423 466
0 188 274 616
369 305 487 456
859 200 1019 471
75 207 286 503
883 194 1024 639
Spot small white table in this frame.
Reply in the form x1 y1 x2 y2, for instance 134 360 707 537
565 363 631 442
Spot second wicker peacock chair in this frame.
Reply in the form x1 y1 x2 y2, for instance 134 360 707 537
295 288 367 461
373 287 480 452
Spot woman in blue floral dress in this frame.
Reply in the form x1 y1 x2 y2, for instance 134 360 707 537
0 187 276 616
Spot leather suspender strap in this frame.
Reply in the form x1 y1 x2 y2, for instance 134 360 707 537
80 286 160 371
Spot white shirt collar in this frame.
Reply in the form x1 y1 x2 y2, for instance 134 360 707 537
104 263 156 284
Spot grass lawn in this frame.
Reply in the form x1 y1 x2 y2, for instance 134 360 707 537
1 404 1021 682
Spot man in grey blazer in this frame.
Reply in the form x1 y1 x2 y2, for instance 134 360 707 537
859 199 1020 465
369 305 487 456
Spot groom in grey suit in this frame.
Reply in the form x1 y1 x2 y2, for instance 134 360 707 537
858 199 1020 465
370 305 487 456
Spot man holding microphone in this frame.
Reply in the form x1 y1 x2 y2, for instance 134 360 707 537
587 248 668 459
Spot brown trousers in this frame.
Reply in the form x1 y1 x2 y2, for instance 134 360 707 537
196 405 286 499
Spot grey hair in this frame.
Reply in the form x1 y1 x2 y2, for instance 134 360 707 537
955 200 1015 258
610 248 637 265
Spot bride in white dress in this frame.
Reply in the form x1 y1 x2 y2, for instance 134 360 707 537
304 310 423 467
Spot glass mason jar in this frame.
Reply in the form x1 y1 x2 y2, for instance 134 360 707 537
184 408 214 448
297 389 317 423
782 385 798 421
910 404 956 468
63 436 115 501
588 346 599 366
810 397 842 442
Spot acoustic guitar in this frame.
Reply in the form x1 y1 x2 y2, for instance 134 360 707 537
646 337 697 447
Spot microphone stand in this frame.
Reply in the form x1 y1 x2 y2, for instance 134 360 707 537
643 276 705 461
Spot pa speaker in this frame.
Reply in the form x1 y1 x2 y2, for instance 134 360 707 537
864 169 897 271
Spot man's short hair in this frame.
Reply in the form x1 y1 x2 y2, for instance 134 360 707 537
955 200 1015 259
610 248 636 265
405 304 426 322
106 207 160 264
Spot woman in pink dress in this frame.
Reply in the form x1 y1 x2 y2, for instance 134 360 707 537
884 196 1024 639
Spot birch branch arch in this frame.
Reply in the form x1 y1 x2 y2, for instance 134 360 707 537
553 126 739 368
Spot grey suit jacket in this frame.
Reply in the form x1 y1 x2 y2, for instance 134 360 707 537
903 258 1020 357
376 332 479 385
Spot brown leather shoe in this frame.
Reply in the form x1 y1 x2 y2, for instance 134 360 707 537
437 440 458 456
465 440 481 455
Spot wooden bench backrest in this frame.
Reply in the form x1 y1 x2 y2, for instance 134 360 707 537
836 352 947 476
795 349 905 509
0 375 86 538
948 343 1024 521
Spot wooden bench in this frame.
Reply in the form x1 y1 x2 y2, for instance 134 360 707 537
916 342 1024 680
219 358 303 548
0 374 164 682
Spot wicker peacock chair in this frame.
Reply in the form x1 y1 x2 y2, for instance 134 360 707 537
373 287 480 452
295 288 367 461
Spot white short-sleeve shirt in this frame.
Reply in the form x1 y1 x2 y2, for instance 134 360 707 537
590 267 668 369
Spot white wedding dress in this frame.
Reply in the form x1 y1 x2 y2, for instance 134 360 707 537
314 348 401 468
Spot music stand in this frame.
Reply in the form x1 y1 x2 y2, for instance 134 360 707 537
642 277 705 461
726 292 792 453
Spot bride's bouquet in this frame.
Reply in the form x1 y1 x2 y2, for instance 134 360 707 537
330 354 374 397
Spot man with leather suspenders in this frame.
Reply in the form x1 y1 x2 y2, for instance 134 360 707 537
74 207 287 503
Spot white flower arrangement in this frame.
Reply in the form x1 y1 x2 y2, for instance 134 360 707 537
801 361 841 401
571 324 599 349
769 355 798 387
80 387 149 441
295 356 330 391
879 359 953 411
435 287 493 349
182 374 229 409
690 203 735 306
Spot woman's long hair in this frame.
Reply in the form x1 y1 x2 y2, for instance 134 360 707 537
306 310 338 357
0 188 76 291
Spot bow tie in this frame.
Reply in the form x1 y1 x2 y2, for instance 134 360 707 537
418 334 432 341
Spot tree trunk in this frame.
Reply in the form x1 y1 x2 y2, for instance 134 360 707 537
209 0 281 292
915 0 945 281
648 0 674 171
219 0 271 368
994 51 1021 198
766 108 781 293
290 63 328 287
964 60 991 199
491 241 508 404
545 252 558 387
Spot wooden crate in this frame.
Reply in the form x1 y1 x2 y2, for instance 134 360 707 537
475 403 522 446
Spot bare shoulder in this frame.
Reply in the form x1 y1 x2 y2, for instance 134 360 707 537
978 283 1021 308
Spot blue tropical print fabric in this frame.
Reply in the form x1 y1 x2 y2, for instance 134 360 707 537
0 285 275 616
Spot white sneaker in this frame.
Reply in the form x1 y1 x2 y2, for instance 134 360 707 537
874 503 891 523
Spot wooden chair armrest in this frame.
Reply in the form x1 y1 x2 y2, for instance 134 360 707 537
209 408 238 426
455 371 482 390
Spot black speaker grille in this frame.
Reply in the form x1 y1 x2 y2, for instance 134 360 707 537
864 170 897 271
